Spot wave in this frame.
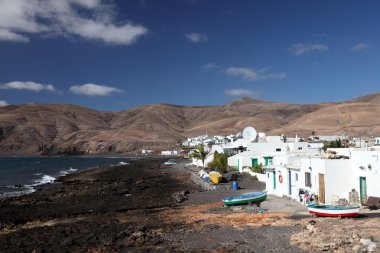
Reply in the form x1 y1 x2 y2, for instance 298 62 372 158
0 187 35 199
58 167 78 176
34 175 56 185
0 173 57 199
118 161 129 165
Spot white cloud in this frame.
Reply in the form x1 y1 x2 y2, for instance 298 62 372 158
0 0 148 45
225 89 259 97
185 32 208 43
289 43 329 55
201 63 218 71
0 81 55 92
225 67 287 81
0 28 29 42
0 100 9 106
70 83 122 96
351 42 370 52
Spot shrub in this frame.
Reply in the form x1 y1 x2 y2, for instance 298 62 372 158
251 164 264 174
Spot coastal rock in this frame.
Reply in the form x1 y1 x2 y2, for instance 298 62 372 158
171 191 189 203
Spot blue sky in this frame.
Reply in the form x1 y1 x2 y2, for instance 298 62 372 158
0 0 379 111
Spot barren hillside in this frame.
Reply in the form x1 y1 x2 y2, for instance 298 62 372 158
1 93 380 155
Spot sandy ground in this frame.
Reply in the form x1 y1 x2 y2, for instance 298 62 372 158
0 157 379 252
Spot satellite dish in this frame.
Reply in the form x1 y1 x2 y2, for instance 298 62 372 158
242 127 257 142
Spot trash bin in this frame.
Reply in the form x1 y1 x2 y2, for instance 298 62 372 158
232 181 238 190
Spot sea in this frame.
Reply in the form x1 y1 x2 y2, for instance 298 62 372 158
0 156 136 199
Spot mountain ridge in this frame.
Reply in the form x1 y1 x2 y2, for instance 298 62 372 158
1 93 380 154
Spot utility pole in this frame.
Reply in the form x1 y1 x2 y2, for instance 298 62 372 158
339 110 351 148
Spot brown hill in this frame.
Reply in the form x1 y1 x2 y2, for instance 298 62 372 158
1 93 380 155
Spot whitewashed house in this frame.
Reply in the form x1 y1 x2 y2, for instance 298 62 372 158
228 140 322 172
160 150 178 156
266 147 380 206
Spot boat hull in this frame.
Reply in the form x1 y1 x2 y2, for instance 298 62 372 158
223 191 267 206
209 171 222 184
307 204 360 217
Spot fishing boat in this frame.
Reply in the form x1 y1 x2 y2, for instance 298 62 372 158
223 191 267 206
307 204 360 217
208 171 222 184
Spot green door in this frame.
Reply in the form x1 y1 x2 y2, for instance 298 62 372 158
237 159 239 171
264 157 273 166
359 177 367 203
252 158 258 167
273 171 276 190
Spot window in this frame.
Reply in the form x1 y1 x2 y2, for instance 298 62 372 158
295 173 298 181
267 173 270 178
264 157 273 166
276 148 281 152
298 147 303 150
305 172 311 187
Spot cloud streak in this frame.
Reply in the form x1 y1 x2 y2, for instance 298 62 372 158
0 81 55 92
70 83 122 96
225 67 287 81
351 42 370 52
0 100 8 106
289 43 329 55
201 63 218 71
185 32 208 43
0 0 148 45
225 89 259 97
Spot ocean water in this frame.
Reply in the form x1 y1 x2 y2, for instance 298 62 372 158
0 156 135 198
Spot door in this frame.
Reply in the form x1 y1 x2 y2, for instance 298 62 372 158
359 177 367 203
288 170 292 195
252 158 258 167
318 173 325 203
273 171 276 190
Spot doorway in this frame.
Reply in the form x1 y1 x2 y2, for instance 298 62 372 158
288 170 292 195
273 171 276 190
359 177 367 203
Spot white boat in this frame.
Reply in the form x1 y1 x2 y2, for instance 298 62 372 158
199 170 211 182
307 204 360 217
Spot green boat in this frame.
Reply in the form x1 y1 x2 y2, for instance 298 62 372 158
223 191 267 206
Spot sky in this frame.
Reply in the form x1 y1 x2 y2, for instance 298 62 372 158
0 0 380 111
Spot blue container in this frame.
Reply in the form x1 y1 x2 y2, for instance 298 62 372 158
232 181 238 190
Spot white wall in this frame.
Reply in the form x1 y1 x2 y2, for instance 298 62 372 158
324 159 353 204
350 150 380 200
247 142 288 153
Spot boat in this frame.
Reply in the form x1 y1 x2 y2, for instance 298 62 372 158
208 171 222 184
307 203 360 217
223 191 267 206
199 170 211 182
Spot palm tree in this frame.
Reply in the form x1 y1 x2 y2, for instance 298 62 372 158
191 144 209 168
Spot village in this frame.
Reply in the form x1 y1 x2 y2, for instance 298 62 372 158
173 127 380 209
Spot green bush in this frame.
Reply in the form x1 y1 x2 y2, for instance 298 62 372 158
208 151 228 173
251 164 264 174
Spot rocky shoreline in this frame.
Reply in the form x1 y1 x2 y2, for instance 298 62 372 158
0 157 379 252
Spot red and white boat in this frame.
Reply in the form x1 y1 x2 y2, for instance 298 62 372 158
307 204 360 217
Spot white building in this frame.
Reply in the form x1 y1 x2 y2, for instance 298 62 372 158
266 148 380 206
160 150 178 156
228 140 322 172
